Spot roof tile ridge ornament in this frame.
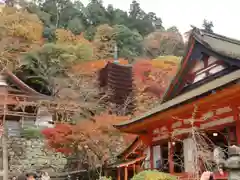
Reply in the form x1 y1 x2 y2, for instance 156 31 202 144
190 26 204 37
184 25 200 40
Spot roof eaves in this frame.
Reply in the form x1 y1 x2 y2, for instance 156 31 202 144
3 69 51 99
117 136 139 158
114 69 240 128
108 156 146 168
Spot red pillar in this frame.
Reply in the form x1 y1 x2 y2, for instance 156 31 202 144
233 107 240 145
124 166 128 180
136 164 141 173
150 145 154 169
133 164 136 175
168 141 174 173
236 120 240 145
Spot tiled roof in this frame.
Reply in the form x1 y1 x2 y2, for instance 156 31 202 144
193 28 240 60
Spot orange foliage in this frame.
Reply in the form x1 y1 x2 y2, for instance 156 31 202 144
93 24 115 59
133 60 152 82
133 58 179 92
0 7 44 70
144 31 184 57
72 58 129 75
42 113 135 163
0 7 43 42
151 60 179 76
55 29 92 46
133 58 180 114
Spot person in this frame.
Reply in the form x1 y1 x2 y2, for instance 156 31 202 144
26 172 37 180
200 171 214 180
41 172 50 180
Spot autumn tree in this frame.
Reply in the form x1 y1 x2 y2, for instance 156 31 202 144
19 43 77 95
22 0 185 61
114 25 143 61
16 27 101 125
93 24 116 59
133 56 181 114
41 114 135 171
0 6 43 70
143 30 185 58
19 28 95 92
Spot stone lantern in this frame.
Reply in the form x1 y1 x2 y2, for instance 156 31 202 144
224 146 240 180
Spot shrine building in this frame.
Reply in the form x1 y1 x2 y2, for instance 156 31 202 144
113 27 240 180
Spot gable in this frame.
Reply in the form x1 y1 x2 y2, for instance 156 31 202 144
180 54 231 93
163 29 240 101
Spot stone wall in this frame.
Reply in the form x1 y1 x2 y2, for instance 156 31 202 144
7 137 67 174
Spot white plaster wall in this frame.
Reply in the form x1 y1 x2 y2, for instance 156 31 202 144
208 56 217 64
143 146 150 169
153 145 161 168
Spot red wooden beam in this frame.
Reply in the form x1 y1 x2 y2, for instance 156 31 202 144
117 156 146 168
133 164 136 175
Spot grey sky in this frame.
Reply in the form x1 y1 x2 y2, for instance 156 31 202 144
82 0 240 40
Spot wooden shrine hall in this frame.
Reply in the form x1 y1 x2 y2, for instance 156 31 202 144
113 27 240 180
106 137 146 180
0 68 52 180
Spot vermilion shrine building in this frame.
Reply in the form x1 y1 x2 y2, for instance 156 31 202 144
113 28 240 179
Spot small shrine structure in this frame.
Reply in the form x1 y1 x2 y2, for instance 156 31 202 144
0 69 52 180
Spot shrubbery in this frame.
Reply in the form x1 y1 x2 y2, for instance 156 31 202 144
98 176 112 180
21 127 43 139
131 170 177 180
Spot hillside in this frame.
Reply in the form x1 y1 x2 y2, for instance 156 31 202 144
0 1 183 173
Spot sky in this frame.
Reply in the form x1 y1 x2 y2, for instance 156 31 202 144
81 0 240 40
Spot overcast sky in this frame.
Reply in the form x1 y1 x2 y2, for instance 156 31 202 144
81 0 240 40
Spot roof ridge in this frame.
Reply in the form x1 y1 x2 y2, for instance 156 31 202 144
194 28 240 46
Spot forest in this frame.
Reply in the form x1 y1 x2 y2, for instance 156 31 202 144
4 0 187 61
0 0 214 177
